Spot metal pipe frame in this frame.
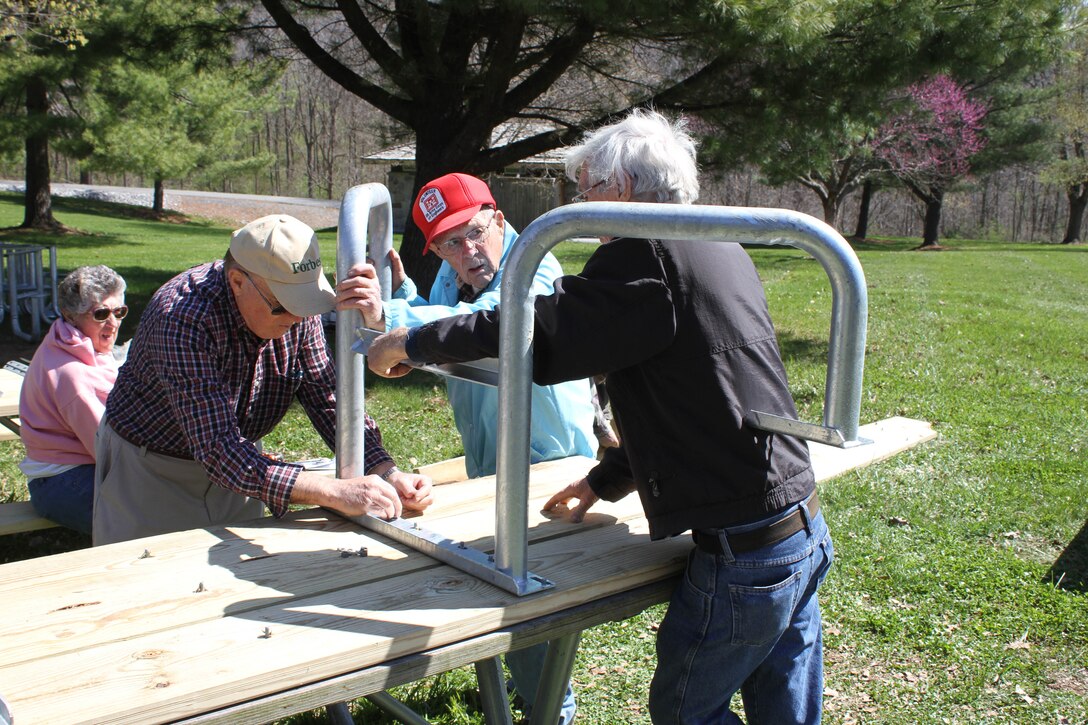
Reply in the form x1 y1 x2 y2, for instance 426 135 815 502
493 201 868 588
329 183 395 725
335 184 393 478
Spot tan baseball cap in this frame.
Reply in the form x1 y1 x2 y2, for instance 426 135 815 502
229 215 335 317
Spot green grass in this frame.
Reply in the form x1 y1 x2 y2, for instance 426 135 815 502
1 195 1086 723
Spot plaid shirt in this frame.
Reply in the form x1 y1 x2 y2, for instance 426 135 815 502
106 261 391 517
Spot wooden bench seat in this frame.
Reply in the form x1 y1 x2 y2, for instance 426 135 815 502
0 501 57 536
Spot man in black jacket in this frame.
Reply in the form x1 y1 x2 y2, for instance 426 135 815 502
366 109 833 725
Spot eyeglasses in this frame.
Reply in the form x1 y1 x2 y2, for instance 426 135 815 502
241 270 288 315
572 179 606 203
91 305 128 322
434 214 495 254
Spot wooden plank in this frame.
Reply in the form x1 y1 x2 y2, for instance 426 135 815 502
414 456 468 485
809 416 936 482
179 578 680 725
0 457 607 665
0 509 686 724
0 501 57 536
0 368 23 419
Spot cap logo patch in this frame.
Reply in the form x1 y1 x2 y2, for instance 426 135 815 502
291 258 320 274
419 188 447 222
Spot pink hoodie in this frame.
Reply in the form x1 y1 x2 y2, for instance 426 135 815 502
19 319 118 464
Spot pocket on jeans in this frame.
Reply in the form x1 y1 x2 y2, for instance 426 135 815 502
728 569 803 646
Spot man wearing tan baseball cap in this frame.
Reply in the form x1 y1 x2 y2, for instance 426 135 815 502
93 214 432 546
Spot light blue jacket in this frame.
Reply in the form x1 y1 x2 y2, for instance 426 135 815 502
384 222 597 478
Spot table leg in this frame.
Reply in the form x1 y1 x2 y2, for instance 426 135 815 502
366 691 433 724
325 700 354 724
529 631 582 725
475 656 515 725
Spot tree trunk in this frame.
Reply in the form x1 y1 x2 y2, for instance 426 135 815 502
22 76 59 230
397 121 491 291
153 178 165 214
821 192 839 227
921 189 944 247
852 180 873 240
1062 184 1088 244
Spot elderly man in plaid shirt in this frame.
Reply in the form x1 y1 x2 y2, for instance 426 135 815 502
93 215 432 546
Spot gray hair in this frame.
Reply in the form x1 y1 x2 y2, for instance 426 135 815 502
565 108 700 205
58 265 126 321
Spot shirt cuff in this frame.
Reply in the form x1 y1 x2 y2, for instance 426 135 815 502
266 461 304 518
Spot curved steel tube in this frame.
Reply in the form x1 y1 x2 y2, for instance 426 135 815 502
494 202 868 586
336 184 393 478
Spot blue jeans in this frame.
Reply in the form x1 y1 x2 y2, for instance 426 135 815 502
27 464 96 535
506 643 577 725
649 497 833 724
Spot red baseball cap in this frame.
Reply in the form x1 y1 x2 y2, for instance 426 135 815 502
413 173 496 253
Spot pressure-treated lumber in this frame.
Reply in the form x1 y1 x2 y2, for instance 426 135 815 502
414 456 468 485
0 367 22 419
0 500 57 536
0 416 936 724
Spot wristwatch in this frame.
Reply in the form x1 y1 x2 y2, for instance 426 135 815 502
378 465 400 482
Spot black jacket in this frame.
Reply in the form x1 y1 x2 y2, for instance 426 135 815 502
411 237 815 540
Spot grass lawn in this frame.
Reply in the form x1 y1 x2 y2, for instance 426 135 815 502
0 193 1085 723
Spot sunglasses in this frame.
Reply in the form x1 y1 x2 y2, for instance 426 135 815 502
241 270 288 315
91 305 128 322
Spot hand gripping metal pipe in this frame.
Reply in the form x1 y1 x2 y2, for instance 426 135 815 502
337 184 554 597
491 202 869 590
335 183 393 477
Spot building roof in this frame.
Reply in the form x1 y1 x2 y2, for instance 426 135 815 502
360 121 567 169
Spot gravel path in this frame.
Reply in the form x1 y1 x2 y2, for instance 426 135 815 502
0 181 342 230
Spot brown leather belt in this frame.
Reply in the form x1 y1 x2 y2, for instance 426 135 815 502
692 492 820 555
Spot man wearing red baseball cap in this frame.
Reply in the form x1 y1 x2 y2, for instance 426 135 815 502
338 173 590 723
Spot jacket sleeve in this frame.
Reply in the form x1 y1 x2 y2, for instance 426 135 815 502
412 239 676 385
384 252 563 331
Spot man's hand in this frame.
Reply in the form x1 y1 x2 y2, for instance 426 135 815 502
367 327 415 378
335 262 385 330
386 247 406 292
292 471 403 520
542 476 599 523
385 468 434 512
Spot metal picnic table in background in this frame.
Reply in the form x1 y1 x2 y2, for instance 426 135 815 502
0 241 60 341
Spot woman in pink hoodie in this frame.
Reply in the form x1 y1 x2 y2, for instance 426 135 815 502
19 265 127 534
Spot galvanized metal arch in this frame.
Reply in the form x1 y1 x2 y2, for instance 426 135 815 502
492 202 868 589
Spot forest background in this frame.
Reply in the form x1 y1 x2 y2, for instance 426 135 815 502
4 0 1088 292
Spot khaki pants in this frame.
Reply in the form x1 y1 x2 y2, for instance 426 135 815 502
92 419 265 546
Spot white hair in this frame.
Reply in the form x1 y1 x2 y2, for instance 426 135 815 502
564 108 699 205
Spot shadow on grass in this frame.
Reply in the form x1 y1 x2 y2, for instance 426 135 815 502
0 527 91 564
1047 519 1088 593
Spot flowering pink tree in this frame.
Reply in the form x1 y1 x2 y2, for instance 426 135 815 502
875 75 988 247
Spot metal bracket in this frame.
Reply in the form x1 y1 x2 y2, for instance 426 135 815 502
353 328 499 387
746 411 872 449
337 511 554 597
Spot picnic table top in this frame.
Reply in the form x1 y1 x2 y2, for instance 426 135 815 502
0 368 22 419
0 416 935 725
